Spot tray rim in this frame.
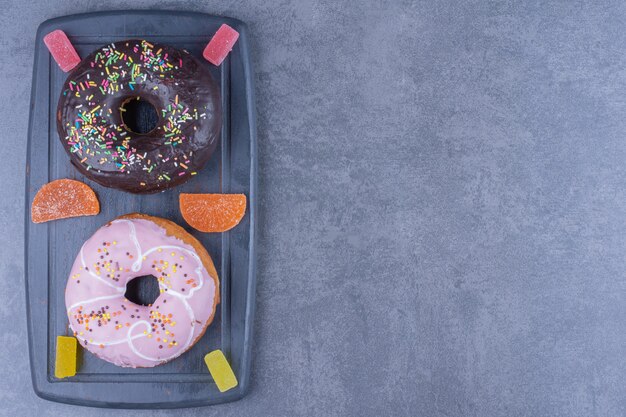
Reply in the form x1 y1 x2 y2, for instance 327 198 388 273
24 10 258 408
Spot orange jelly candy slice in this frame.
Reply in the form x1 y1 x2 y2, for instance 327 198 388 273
179 193 246 233
31 179 100 223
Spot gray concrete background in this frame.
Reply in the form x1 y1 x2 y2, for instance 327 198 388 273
0 0 624 416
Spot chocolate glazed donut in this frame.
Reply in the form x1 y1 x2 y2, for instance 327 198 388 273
56 40 221 193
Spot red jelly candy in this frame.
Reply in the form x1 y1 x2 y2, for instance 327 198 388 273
203 24 240 66
43 30 81 72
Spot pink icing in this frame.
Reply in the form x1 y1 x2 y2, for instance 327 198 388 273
65 218 218 367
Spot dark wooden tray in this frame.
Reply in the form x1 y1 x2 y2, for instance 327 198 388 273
24 10 257 408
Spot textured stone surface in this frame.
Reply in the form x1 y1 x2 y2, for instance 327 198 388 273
1 0 625 416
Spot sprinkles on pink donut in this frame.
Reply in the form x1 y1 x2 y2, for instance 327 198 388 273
65 214 219 368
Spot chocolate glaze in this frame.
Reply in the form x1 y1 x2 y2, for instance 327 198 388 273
56 40 221 193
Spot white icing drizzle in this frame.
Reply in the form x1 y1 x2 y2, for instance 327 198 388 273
69 219 213 365
68 293 123 312
121 219 143 272
72 321 151 347
127 295 196 362
140 245 205 298
80 246 125 292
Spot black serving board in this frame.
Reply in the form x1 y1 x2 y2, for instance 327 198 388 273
24 11 257 408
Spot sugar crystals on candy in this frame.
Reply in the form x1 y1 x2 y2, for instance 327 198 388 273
55 336 78 379
43 30 81 72
204 349 238 392
203 24 239 66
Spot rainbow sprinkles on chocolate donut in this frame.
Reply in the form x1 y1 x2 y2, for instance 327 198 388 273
56 40 221 193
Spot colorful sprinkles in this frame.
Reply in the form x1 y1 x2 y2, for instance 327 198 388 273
70 241 201 351
59 40 211 189
64 217 219 368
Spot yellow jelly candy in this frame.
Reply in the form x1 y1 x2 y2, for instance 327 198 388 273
55 336 77 378
204 350 238 392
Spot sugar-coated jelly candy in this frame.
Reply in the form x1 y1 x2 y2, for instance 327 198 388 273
43 30 81 72
55 336 77 379
179 193 247 232
203 24 239 66
204 350 238 392
31 179 100 223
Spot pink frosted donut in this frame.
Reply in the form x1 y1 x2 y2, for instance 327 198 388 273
65 214 219 368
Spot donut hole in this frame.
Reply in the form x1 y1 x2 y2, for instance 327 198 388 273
120 97 159 134
125 275 160 306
